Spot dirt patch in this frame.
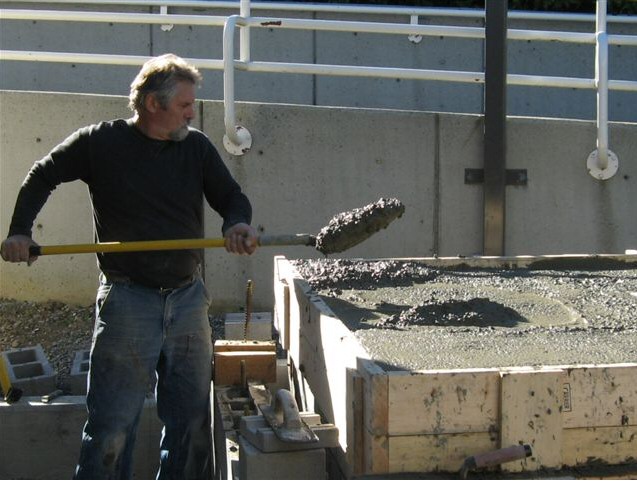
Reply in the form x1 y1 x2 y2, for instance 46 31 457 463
0 297 94 393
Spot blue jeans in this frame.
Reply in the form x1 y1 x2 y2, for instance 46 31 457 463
74 274 213 480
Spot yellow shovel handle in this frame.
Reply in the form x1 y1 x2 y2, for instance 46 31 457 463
29 234 315 256
30 238 226 256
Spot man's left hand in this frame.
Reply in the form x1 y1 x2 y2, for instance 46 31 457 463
224 223 258 255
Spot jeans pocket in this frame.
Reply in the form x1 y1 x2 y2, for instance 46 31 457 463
198 278 212 307
96 281 116 318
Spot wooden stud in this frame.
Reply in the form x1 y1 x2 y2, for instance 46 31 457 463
359 358 389 475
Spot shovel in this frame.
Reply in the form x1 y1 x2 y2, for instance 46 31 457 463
28 197 405 257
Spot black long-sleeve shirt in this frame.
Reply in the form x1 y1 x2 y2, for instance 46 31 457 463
8 118 252 288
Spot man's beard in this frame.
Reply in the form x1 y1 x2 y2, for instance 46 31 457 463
169 124 190 142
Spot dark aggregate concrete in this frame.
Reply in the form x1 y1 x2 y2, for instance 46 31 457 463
293 259 637 371
314 198 405 254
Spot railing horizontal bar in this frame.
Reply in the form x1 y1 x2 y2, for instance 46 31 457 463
4 10 634 49
609 34 637 46
508 28 594 43
237 60 485 82
507 73 594 89
245 16 483 37
609 79 637 92
0 8 227 25
3 50 636 93
0 50 225 69
2 0 636 24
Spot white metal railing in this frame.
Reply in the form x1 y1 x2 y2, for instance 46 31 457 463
3 0 637 25
0 1 635 178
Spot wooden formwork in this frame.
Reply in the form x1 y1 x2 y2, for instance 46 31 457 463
273 255 637 477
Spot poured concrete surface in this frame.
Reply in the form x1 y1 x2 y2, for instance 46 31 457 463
293 259 637 371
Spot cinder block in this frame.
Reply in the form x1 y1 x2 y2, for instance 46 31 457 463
1 345 56 395
224 312 272 341
69 350 90 394
238 435 326 480
0 396 162 480
239 413 339 453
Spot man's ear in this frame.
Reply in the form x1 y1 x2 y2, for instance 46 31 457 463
144 93 160 114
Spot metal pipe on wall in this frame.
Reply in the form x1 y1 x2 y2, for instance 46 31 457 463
222 15 252 155
587 0 619 180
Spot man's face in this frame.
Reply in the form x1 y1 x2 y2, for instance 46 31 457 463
154 80 196 141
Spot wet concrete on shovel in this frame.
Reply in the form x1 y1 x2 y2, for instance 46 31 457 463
293 259 637 371
314 198 405 255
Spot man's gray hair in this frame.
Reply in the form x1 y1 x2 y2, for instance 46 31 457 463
129 54 202 113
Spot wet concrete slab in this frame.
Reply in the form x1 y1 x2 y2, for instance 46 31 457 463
293 259 637 371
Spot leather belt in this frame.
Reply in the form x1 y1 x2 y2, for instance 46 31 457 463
101 271 197 293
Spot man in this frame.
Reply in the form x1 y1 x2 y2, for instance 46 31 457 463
1 54 258 479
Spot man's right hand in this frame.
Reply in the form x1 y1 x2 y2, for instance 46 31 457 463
1 235 39 265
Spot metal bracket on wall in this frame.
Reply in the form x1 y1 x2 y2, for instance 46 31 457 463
408 15 422 44
159 6 174 32
464 168 528 186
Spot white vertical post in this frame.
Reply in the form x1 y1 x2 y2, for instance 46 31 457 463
596 0 608 169
240 0 250 62
587 0 618 180
223 15 252 155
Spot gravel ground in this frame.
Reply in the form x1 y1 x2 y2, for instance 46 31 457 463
0 297 94 393
0 296 230 395
293 259 637 370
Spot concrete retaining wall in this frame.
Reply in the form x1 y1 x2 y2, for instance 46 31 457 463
1 4 636 121
1 90 636 311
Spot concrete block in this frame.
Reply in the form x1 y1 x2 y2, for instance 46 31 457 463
1 345 56 395
69 350 90 394
240 413 339 453
238 435 326 480
265 358 290 394
224 312 272 341
0 396 162 480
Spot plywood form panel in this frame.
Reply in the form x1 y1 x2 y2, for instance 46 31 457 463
500 369 564 471
387 369 500 436
561 364 637 429
562 426 637 465
388 432 497 473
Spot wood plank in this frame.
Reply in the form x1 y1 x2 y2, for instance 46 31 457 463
282 285 290 350
213 351 277 385
500 369 564 472
346 371 365 478
388 432 497 473
387 369 500 435
213 340 276 352
297 308 368 441
273 256 291 350
561 364 637 429
562 426 637 466
359 357 389 475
